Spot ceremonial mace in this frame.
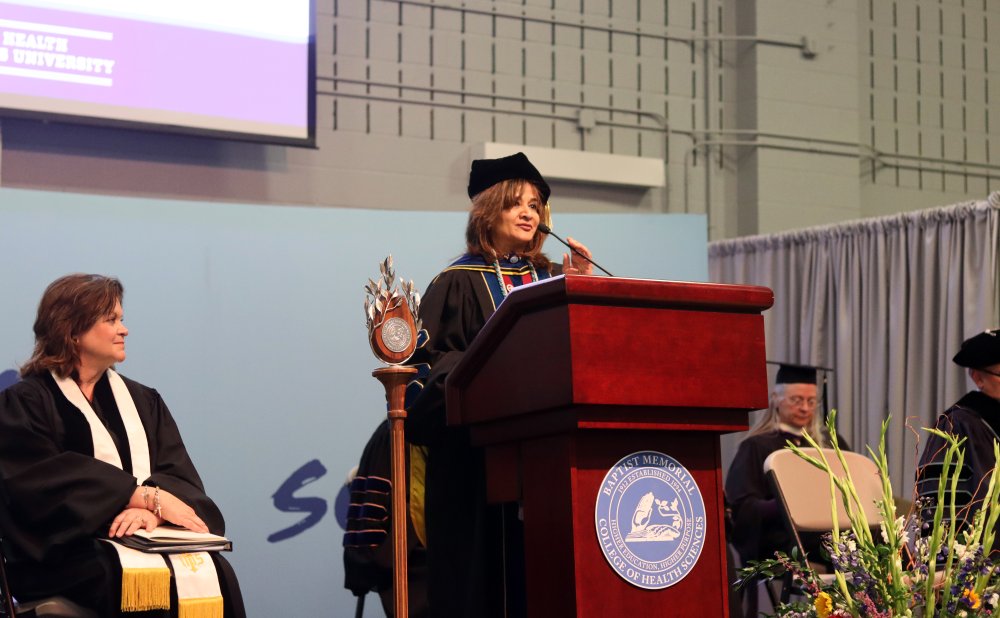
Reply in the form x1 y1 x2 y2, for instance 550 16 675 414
364 256 421 618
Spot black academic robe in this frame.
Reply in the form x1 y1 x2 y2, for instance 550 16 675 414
404 254 554 618
725 428 845 564
916 391 1000 541
0 371 245 618
343 419 429 617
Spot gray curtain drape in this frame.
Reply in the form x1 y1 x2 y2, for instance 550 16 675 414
710 192 1000 490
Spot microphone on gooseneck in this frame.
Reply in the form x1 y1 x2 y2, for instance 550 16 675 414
537 223 615 277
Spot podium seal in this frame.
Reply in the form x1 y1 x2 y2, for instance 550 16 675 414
594 450 707 590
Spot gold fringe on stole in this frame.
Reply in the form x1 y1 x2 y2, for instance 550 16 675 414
120 566 171 612
178 595 224 618
409 443 428 548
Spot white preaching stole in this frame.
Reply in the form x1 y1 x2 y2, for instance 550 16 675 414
51 370 223 618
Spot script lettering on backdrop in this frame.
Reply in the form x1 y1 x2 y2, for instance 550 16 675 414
268 459 330 543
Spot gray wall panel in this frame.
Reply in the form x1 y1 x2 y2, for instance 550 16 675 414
0 0 995 241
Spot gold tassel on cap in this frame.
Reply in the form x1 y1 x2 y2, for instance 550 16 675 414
120 566 171 612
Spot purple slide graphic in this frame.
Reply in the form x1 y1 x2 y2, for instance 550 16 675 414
0 3 307 128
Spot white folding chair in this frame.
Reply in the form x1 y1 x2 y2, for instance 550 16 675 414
763 448 885 602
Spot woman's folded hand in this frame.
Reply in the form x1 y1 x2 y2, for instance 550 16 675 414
155 488 209 533
109 507 160 538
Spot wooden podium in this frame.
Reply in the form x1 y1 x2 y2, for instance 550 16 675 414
446 275 773 617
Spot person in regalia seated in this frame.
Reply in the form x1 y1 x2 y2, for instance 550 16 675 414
403 152 594 617
916 329 1000 539
0 274 245 617
725 363 847 567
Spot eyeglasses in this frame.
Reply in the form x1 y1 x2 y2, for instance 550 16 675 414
786 396 819 408
979 367 1000 378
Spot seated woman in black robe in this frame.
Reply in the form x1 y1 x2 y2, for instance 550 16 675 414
403 152 593 617
0 273 245 617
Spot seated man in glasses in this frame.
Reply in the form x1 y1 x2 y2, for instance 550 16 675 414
726 364 848 568
916 329 1000 539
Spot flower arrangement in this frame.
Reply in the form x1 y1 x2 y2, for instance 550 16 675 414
737 410 1000 618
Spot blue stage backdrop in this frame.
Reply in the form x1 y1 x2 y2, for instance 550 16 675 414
0 187 708 616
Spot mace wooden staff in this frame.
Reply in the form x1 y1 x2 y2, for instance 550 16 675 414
365 256 420 618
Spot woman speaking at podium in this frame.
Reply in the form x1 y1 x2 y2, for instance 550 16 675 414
0 274 245 617
405 153 592 616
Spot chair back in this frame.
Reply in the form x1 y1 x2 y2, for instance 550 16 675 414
0 536 17 616
764 448 884 533
0 534 99 618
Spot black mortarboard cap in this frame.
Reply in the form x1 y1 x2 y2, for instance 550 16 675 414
953 329 1000 369
467 152 551 202
774 363 818 385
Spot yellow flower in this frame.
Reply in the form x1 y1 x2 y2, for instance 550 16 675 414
814 591 833 618
963 588 982 610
